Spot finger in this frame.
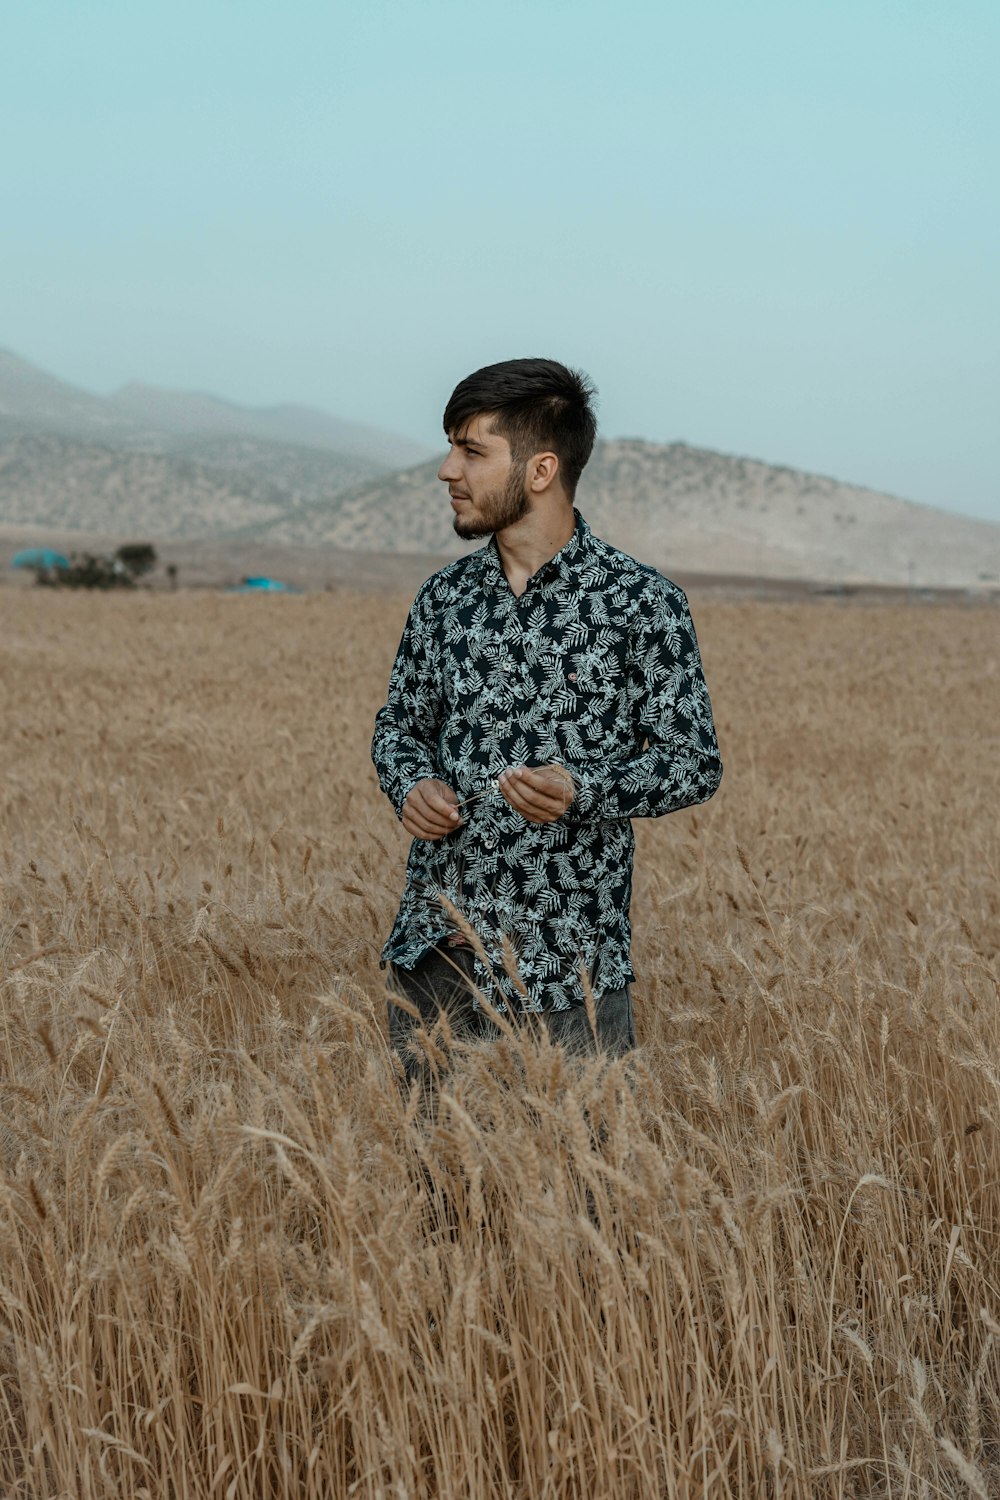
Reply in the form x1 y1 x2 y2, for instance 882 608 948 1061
498 771 552 811
418 807 461 835
412 784 460 823
425 782 459 813
506 782 564 815
522 778 572 811
498 783 562 824
403 810 452 840
402 806 438 838
500 770 569 815
404 793 460 837
519 766 575 802
427 786 460 818
512 766 557 788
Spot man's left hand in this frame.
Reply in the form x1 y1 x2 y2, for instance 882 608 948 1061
498 764 576 824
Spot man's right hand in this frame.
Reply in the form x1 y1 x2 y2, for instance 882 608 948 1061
402 778 462 841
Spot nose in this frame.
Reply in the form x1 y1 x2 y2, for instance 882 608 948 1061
438 446 461 483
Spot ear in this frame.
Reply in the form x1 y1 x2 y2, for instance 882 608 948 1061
527 451 560 495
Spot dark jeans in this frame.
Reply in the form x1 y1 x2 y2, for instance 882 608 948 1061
387 943 635 1087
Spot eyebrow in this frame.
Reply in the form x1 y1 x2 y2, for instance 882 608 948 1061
450 433 487 452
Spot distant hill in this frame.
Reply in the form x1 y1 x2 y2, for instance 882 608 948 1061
108 382 429 468
0 346 136 442
0 346 432 536
235 440 1000 589
2 347 997 587
0 432 292 536
0 348 432 471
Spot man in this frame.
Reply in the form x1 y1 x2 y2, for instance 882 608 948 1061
371 358 722 1075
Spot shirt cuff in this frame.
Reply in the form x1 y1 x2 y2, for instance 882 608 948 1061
394 770 434 820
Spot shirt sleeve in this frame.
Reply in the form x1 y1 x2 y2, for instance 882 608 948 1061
562 579 722 825
371 583 443 818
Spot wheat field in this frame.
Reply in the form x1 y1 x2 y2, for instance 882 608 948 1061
0 587 997 1499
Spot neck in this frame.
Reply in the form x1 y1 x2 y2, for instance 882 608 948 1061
495 504 576 594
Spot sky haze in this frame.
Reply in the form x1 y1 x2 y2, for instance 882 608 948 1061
3 0 998 520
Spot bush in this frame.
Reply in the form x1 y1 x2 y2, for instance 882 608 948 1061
35 544 159 590
40 553 134 590
115 542 158 578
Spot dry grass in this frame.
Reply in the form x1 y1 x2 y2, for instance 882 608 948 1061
0 588 997 1498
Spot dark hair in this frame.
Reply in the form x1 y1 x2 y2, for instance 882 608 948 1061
443 357 598 499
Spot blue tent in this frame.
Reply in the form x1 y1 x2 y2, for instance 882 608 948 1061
230 576 299 593
11 548 70 570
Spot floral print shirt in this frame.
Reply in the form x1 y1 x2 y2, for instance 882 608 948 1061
371 511 722 1012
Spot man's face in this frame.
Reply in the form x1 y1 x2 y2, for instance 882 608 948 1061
438 414 529 540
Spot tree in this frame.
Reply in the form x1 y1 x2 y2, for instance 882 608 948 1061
48 553 134 589
34 542 160 590
114 543 158 578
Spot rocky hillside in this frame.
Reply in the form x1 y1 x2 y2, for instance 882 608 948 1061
236 440 1000 589
0 347 135 442
0 428 401 537
108 382 428 468
3 347 997 587
0 347 430 538
0 347 430 469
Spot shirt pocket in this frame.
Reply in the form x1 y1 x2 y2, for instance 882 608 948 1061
547 675 615 761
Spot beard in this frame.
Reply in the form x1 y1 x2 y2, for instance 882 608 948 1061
452 463 530 539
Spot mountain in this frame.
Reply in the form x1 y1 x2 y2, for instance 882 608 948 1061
107 382 429 468
0 347 431 536
0 347 432 469
0 432 293 536
0 347 135 442
233 440 1000 589
2 347 997 586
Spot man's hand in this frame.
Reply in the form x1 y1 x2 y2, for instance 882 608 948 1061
498 764 576 824
402 778 462 841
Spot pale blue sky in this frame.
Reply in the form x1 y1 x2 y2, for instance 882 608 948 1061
3 0 998 519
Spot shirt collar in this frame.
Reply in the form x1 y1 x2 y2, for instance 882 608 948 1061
478 508 591 590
